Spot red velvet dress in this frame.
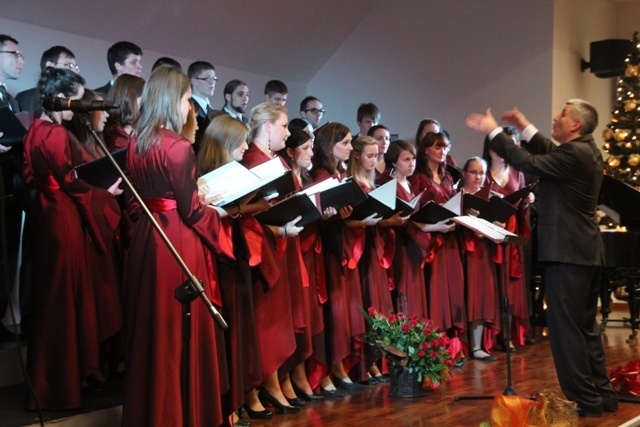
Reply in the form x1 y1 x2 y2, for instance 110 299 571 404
122 130 228 427
458 190 501 351
216 215 262 412
409 172 467 336
393 182 430 319
486 168 530 345
102 121 130 151
240 143 296 379
23 119 121 410
311 168 366 372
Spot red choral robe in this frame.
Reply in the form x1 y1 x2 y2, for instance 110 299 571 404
310 167 366 372
485 167 530 345
23 119 121 410
240 143 296 379
122 130 228 427
393 181 430 319
102 121 130 152
409 172 467 335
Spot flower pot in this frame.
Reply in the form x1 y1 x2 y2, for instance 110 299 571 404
389 368 426 398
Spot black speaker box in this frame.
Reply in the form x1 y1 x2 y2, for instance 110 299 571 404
589 39 633 78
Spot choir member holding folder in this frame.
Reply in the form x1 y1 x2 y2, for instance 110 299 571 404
309 123 367 393
482 138 532 350
276 128 328 401
241 102 303 416
409 131 467 363
66 89 124 376
458 157 500 361
122 66 233 426
23 68 122 410
196 114 270 424
348 136 406 383
384 139 430 320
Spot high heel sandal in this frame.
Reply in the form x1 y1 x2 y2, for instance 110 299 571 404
241 404 273 419
291 379 324 401
258 388 300 414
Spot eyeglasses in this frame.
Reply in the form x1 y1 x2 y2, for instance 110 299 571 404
57 62 80 72
0 50 24 59
195 76 218 83
303 108 325 115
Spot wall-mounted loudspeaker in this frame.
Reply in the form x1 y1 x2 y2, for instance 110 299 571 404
581 39 633 78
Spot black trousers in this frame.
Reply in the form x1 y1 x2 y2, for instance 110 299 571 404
545 263 615 408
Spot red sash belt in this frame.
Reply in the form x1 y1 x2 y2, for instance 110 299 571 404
37 175 60 191
143 197 177 212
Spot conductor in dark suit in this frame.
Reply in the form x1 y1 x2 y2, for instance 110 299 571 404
465 99 617 418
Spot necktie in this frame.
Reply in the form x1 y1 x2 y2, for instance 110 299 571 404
0 85 18 112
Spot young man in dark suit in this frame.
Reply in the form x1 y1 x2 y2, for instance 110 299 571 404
465 99 617 418
94 41 143 96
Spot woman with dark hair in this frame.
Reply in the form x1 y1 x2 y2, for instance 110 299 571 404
23 67 122 410
368 124 391 183
385 139 430 320
241 102 304 416
65 88 123 377
197 114 270 425
482 138 532 350
414 118 441 147
103 74 145 151
458 157 500 361
122 65 237 426
410 131 467 363
309 122 368 394
275 128 328 401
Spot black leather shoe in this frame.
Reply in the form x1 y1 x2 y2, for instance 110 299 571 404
333 377 364 390
576 405 603 418
291 380 324 401
241 404 273 420
320 387 345 398
258 388 300 414
374 375 390 383
359 376 378 385
603 399 618 412
285 396 305 407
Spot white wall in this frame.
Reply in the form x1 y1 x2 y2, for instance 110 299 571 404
0 17 307 116
308 1 555 164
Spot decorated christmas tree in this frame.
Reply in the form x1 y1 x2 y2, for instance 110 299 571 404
602 31 640 190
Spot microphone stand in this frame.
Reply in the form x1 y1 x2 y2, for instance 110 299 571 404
80 117 228 427
454 234 527 402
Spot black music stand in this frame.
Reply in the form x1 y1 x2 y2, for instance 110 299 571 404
453 227 529 402
80 117 228 427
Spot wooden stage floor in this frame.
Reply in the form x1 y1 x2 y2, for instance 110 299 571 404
245 317 640 427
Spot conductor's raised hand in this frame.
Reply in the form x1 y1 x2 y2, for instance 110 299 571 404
500 107 530 132
465 108 498 135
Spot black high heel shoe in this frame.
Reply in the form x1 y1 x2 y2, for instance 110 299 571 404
241 404 273 419
333 376 364 390
285 395 306 407
291 380 324 402
258 388 300 414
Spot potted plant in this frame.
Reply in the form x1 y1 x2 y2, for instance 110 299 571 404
363 307 454 397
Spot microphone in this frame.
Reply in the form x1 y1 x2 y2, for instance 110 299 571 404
42 97 119 112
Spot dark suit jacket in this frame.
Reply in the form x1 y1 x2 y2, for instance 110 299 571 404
94 81 113 96
16 87 40 112
489 131 604 266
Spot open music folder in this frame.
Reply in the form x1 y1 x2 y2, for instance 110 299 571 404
254 193 322 227
349 178 397 220
301 177 367 212
197 157 294 207
452 215 528 244
410 191 462 224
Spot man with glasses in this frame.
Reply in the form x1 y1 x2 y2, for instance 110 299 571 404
0 34 25 341
94 41 143 96
188 61 217 151
300 96 324 130
16 45 78 112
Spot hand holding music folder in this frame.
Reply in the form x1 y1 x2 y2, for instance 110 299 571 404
302 177 367 212
410 191 462 224
75 148 127 188
197 158 294 207
349 179 397 220
462 193 517 223
254 193 322 227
